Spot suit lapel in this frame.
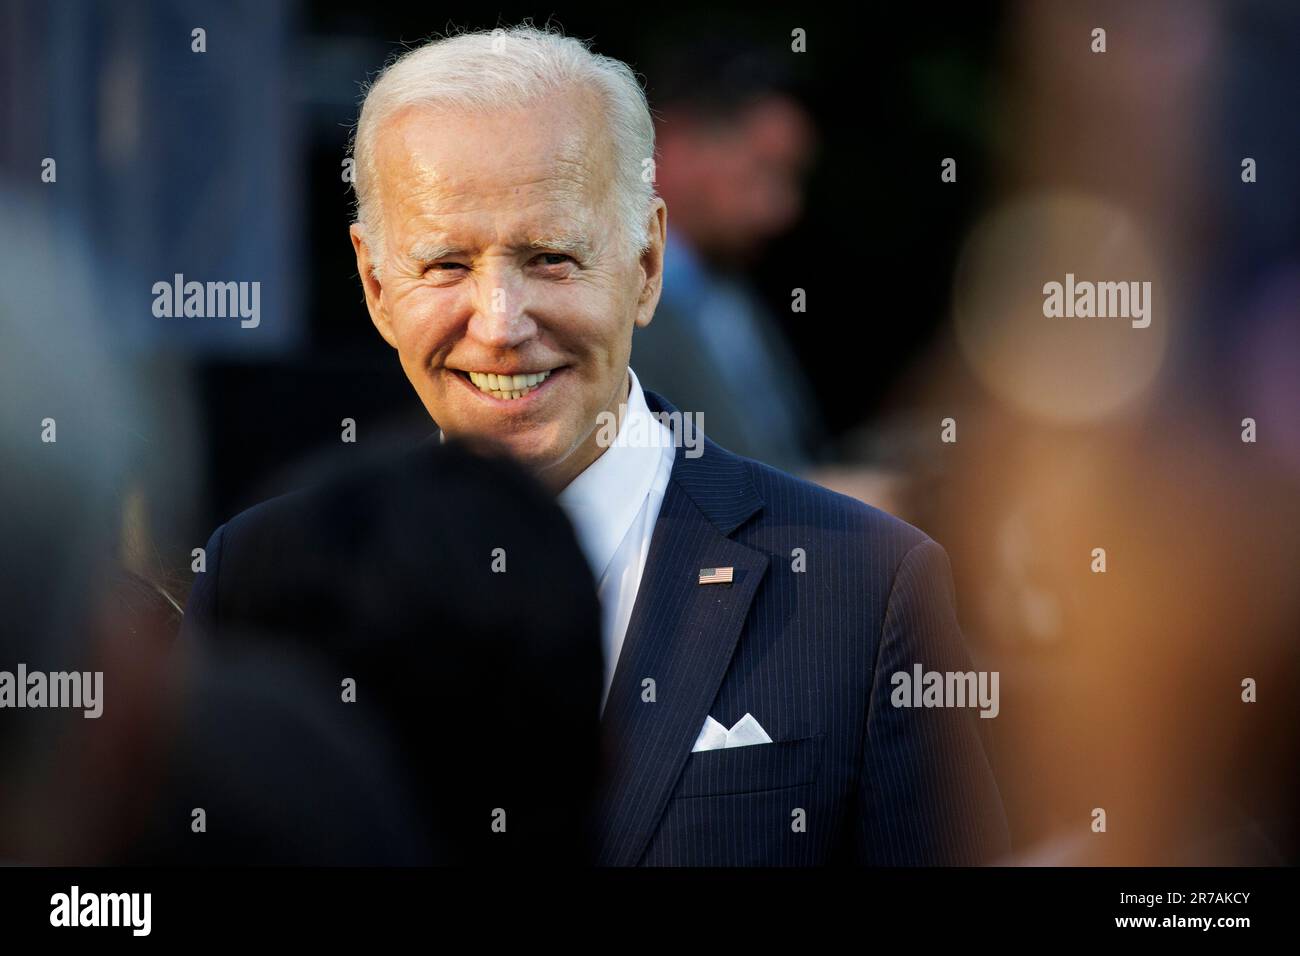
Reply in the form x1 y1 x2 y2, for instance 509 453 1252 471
594 391 768 866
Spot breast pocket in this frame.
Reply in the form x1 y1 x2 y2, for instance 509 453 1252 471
672 733 826 798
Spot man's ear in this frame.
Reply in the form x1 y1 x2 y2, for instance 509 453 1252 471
350 223 398 348
634 198 668 330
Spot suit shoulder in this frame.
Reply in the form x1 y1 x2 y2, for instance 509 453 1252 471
212 442 436 555
740 454 932 553
216 480 329 549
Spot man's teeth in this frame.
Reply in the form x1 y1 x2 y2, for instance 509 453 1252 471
466 369 552 400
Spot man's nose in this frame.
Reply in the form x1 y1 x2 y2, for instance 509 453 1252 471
466 267 538 350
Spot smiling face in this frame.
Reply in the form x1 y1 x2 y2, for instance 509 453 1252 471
351 86 666 490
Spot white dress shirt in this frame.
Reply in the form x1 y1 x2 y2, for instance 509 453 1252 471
558 367 675 714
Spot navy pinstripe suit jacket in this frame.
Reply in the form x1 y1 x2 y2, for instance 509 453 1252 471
594 390 1010 865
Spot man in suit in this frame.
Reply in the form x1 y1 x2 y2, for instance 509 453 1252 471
191 24 1008 865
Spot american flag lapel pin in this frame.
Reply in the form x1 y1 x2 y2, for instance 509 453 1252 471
698 566 734 586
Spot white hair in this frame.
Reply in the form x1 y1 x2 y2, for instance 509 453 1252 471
350 24 657 275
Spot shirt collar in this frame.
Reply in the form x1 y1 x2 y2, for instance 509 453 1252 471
557 367 668 581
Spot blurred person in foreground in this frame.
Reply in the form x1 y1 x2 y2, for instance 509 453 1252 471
150 439 603 865
185 25 1008 865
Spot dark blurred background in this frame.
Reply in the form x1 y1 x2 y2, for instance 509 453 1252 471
2 0 1298 864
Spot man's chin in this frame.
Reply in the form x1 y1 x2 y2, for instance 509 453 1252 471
438 416 569 471
494 433 566 471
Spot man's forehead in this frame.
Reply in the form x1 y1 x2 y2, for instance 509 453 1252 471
376 99 612 198
389 182 600 250
374 101 615 245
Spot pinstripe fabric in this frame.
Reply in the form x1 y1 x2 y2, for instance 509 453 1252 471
592 391 1009 866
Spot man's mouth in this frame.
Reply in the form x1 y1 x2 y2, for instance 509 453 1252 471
459 368 555 401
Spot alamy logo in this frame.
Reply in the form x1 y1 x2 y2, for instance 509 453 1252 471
890 664 1000 718
0 664 103 718
50 886 151 936
595 405 704 459
152 273 261 328
1042 273 1151 328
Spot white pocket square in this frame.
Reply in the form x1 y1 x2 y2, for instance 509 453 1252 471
690 712 773 752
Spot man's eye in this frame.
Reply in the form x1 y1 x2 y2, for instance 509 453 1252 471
427 262 467 272
535 253 573 267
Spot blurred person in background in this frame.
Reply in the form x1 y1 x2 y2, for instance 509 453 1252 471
635 30 910 512
634 35 823 473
